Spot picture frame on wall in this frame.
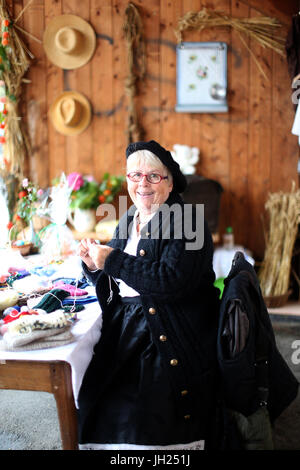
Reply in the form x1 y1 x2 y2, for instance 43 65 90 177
175 42 228 113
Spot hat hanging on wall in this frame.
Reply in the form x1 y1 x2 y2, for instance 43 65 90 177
43 14 96 69
49 90 92 136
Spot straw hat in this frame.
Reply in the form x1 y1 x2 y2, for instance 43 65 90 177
49 90 91 136
43 14 96 69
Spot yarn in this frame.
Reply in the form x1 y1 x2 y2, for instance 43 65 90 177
63 305 85 313
0 289 19 310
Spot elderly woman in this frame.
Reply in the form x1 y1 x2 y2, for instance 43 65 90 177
77 140 220 450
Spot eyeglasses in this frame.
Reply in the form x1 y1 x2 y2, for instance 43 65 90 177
127 172 168 184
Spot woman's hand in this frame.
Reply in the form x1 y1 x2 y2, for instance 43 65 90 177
77 238 113 271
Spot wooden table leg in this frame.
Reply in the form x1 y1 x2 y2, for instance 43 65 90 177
0 360 78 450
50 362 78 450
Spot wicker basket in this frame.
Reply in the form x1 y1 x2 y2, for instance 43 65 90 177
263 290 292 309
11 242 33 256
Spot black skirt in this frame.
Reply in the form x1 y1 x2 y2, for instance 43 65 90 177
77 297 205 449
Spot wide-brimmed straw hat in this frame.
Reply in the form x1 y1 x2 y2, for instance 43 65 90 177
43 14 96 69
49 90 91 136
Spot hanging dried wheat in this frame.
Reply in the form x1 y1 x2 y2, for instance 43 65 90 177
258 182 300 297
175 8 285 80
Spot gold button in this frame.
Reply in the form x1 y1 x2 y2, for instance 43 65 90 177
148 307 156 315
159 335 167 342
184 414 191 420
181 390 188 396
170 359 178 366
139 249 146 256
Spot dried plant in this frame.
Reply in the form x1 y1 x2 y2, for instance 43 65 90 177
258 183 300 297
175 8 285 80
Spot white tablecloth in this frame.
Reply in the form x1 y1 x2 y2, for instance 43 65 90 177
0 298 102 407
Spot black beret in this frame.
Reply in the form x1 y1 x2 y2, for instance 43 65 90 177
126 140 187 193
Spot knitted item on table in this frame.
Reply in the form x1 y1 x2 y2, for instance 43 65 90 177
53 281 88 296
6 310 69 335
0 325 74 351
33 288 70 313
18 288 52 307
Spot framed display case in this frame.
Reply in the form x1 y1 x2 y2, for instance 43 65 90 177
175 41 228 113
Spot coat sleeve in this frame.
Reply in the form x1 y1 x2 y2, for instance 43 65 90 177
103 222 215 299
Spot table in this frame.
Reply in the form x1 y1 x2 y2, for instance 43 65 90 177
0 298 102 450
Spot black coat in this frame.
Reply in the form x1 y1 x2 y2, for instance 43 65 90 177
217 252 299 421
79 191 220 441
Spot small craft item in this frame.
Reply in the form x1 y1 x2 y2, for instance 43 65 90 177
0 327 74 351
10 240 33 256
30 265 58 277
0 289 19 311
53 280 88 296
33 288 85 313
48 90 92 136
39 173 77 260
62 295 97 305
18 288 53 307
0 310 75 351
33 288 71 313
43 14 96 70
8 267 30 278
12 274 53 295
2 308 39 324
0 306 43 335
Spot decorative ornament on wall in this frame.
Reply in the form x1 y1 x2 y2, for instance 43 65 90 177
176 41 228 113
43 14 96 70
171 144 199 175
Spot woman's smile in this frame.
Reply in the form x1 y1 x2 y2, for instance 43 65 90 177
127 164 173 215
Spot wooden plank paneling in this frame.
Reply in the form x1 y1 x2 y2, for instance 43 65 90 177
23 0 48 187
247 6 273 256
62 1 92 177
112 0 127 170
45 0 64 183
139 0 160 143
159 0 182 150
228 0 250 248
90 0 114 181
14 0 299 259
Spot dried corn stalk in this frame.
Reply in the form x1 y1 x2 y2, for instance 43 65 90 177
123 2 146 144
258 183 300 297
0 0 31 180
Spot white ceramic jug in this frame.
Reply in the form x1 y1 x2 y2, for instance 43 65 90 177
68 208 96 232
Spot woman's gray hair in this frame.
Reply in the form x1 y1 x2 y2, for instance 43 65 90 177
126 149 173 183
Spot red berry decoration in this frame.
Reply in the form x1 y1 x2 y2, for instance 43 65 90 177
2 38 9 46
18 190 27 199
2 31 9 39
0 136 5 144
3 108 7 114
2 19 10 27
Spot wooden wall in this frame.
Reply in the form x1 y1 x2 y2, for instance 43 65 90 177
8 0 299 259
